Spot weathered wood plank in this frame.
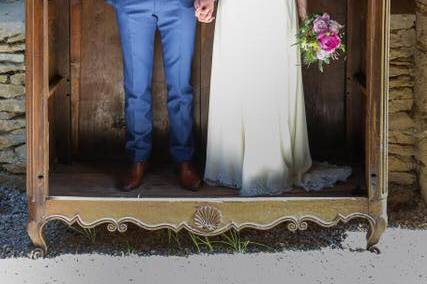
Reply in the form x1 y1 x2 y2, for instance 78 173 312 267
391 0 415 14
346 0 368 168
200 21 215 158
70 0 82 155
366 0 390 201
303 1 348 161
50 161 363 198
26 0 50 200
50 0 71 164
78 0 124 158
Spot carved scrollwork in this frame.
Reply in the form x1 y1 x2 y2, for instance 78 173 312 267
106 223 117 232
27 220 48 259
29 248 45 259
106 222 128 233
287 220 308 232
41 212 377 237
192 205 222 233
29 210 384 255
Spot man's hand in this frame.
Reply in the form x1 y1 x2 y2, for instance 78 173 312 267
195 0 215 23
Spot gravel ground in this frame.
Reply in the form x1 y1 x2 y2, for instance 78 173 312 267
0 186 351 258
1 186 426 283
1 186 427 258
0 228 426 284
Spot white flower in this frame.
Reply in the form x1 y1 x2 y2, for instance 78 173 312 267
316 49 330 61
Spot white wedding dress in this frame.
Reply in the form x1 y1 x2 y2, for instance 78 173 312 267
204 0 314 196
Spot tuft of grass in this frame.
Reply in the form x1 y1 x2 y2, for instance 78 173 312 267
215 230 249 253
214 230 272 254
68 225 97 244
167 229 182 248
188 232 214 253
187 230 271 254
124 241 136 255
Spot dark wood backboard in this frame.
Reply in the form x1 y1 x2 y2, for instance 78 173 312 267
72 1 357 162
55 0 400 164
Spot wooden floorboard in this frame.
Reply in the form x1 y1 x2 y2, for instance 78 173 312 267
50 161 366 198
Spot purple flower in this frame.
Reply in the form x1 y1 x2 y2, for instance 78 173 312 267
329 20 342 34
320 13 331 21
317 32 341 53
313 16 329 34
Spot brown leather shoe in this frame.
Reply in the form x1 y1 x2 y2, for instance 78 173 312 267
122 161 149 192
177 161 202 191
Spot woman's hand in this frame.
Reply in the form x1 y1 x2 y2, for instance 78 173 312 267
297 0 308 21
195 0 215 23
299 9 308 21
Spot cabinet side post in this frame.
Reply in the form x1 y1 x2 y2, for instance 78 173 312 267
365 0 390 251
25 0 50 257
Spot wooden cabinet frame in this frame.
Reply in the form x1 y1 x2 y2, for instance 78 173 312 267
25 0 390 257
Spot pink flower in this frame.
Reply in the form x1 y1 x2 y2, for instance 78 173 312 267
317 32 341 53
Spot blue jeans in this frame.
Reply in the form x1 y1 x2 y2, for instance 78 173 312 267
109 0 196 162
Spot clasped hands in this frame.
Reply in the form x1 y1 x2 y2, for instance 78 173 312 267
194 0 306 23
194 0 215 23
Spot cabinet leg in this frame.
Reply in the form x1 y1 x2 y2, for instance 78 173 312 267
27 220 47 259
366 216 387 254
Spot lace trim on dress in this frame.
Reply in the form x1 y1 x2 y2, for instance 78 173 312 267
205 175 241 190
204 162 352 196
297 162 353 192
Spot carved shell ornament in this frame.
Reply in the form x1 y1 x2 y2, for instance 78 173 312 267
193 205 222 232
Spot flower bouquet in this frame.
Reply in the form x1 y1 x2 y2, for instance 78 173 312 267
296 13 346 72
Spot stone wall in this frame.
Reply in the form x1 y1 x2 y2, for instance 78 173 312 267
0 1 25 189
388 14 418 204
